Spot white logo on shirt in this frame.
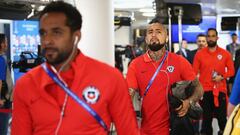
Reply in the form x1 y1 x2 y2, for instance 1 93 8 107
82 86 100 104
167 66 174 73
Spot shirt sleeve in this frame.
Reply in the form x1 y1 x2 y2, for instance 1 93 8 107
109 71 140 135
179 55 196 81
0 57 6 80
222 52 235 79
229 68 240 105
192 51 201 75
11 78 33 135
126 61 138 90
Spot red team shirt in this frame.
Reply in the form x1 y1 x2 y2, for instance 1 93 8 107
127 51 196 135
12 52 139 135
193 46 234 93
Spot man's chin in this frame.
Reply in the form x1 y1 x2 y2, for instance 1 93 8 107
45 56 59 65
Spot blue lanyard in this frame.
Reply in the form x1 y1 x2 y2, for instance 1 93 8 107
143 51 168 98
41 63 108 131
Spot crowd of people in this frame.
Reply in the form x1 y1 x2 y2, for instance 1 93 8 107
0 1 240 135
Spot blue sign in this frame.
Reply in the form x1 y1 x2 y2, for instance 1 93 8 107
12 20 40 57
12 20 40 82
171 16 216 43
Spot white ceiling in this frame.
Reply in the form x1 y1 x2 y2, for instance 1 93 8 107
114 0 240 27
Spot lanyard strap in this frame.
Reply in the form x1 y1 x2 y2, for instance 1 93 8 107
143 51 168 98
41 63 108 131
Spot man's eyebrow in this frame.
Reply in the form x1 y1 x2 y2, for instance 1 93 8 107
52 27 63 31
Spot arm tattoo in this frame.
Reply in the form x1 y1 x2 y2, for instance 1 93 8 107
189 77 204 103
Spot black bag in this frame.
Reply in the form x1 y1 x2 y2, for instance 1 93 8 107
169 81 203 135
170 81 203 120
168 94 194 135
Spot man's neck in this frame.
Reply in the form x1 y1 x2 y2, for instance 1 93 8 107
208 46 217 52
148 48 165 61
53 63 71 72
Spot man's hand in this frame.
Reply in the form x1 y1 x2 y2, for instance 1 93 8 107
0 99 5 107
129 88 135 97
212 75 223 82
176 99 190 117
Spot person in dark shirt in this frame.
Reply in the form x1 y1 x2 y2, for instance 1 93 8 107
176 39 194 64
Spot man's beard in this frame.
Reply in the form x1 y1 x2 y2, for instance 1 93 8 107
148 42 165 51
207 41 217 47
42 47 72 66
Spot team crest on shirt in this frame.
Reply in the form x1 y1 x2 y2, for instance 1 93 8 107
82 86 100 104
167 66 175 73
217 54 223 60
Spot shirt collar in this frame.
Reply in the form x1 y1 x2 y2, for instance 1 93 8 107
40 49 83 87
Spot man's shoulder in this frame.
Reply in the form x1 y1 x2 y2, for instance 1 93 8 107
236 48 240 53
196 47 207 54
81 55 122 76
191 49 198 54
218 46 231 53
0 55 4 62
129 53 145 65
17 65 44 81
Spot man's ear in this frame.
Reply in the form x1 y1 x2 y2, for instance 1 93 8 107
73 31 81 45
166 36 169 43
145 36 147 44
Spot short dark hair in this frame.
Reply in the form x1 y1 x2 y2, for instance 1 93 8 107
149 17 162 24
231 33 237 37
147 17 167 34
0 33 6 50
39 1 82 32
182 38 187 41
197 33 206 38
207 28 218 36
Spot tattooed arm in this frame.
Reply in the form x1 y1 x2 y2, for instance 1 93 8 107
178 77 203 117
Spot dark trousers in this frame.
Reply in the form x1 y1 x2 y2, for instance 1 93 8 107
0 112 10 135
200 91 227 135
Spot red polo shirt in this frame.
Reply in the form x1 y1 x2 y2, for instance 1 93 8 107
126 51 196 135
12 52 139 135
193 46 234 92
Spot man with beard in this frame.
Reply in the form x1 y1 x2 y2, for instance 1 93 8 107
11 1 140 135
126 18 203 135
193 28 235 135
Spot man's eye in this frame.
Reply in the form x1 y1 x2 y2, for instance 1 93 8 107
39 31 45 37
53 31 62 35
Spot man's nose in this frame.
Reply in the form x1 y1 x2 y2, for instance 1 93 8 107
41 35 52 46
151 31 157 37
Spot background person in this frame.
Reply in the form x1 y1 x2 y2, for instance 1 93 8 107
126 18 203 135
11 1 139 135
176 39 194 64
0 33 12 135
193 28 235 135
226 33 240 94
227 68 240 116
192 33 208 60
